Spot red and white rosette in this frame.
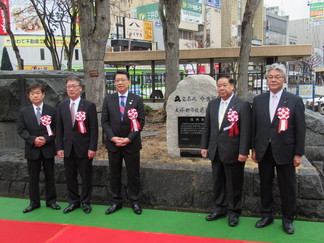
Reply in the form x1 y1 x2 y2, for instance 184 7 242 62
40 115 54 136
127 108 141 132
277 107 290 133
226 109 239 136
75 111 87 134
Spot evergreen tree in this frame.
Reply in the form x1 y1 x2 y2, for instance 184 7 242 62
1 47 13 70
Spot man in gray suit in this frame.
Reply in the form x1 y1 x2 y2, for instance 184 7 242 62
252 63 306 234
201 75 251 227
56 76 98 214
102 70 145 215
17 83 60 213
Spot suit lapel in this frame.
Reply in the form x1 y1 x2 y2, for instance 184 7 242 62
212 98 221 132
28 105 39 126
112 93 121 120
261 92 271 123
64 100 75 129
272 90 288 124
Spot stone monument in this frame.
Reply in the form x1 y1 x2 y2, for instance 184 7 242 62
166 75 217 157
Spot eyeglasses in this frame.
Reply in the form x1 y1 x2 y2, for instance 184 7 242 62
115 79 128 83
267 75 283 80
66 85 80 89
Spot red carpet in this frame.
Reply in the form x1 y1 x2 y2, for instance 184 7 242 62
0 219 260 243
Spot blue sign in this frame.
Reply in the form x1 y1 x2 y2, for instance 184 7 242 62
207 0 221 8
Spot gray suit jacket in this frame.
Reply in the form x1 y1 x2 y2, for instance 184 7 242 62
102 92 145 153
17 104 57 160
201 95 252 163
56 98 98 158
251 90 306 164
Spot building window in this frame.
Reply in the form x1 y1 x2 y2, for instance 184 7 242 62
179 30 194 40
40 48 45 60
75 49 79 60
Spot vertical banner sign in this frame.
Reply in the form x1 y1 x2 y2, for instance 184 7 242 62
143 21 153 41
309 2 324 26
0 0 10 35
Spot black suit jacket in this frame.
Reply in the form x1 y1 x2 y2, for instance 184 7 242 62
252 90 306 164
201 95 252 163
17 104 57 160
102 92 145 153
56 98 98 158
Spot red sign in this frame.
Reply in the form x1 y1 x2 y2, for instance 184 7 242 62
0 0 10 35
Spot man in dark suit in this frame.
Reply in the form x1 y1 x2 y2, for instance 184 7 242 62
17 82 60 213
201 75 251 227
252 63 306 234
56 75 98 214
102 70 145 215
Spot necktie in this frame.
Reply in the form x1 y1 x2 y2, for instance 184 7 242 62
71 102 75 126
270 95 277 121
36 107 41 125
219 101 227 129
120 96 126 120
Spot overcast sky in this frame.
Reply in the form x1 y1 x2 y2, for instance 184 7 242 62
264 0 311 20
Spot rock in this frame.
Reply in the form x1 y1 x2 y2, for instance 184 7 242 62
166 75 217 157
0 70 83 121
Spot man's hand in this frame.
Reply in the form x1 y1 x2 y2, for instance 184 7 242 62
111 137 131 147
201 149 208 158
238 154 248 162
57 150 64 158
251 150 258 163
294 155 302 167
111 137 124 146
88 150 96 159
34 136 46 147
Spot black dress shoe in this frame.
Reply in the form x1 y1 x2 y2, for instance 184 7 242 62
105 204 123 215
63 204 80 214
82 204 92 214
46 203 61 210
255 217 274 228
205 212 226 221
132 203 142 215
283 221 294 234
228 216 239 227
23 205 40 213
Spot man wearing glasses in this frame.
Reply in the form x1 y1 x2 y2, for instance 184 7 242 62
252 63 306 234
102 70 145 215
56 75 98 214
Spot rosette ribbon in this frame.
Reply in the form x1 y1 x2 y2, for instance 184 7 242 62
40 115 54 136
75 111 87 134
277 107 290 133
127 108 141 132
226 109 239 136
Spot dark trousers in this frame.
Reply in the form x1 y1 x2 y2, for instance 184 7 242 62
211 152 245 216
27 152 57 206
258 143 297 222
108 148 141 205
64 147 93 205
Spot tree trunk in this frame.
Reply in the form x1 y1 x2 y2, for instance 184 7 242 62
0 1 24 69
237 0 261 99
159 0 181 101
77 0 111 145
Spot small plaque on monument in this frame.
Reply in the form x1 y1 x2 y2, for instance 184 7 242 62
178 116 205 148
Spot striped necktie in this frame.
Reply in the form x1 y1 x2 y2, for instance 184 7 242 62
36 107 41 125
71 102 75 126
120 96 126 120
270 95 278 121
